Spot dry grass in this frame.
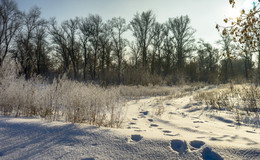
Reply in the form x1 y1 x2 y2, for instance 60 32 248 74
119 82 207 100
0 62 126 128
153 97 165 117
194 83 260 124
119 85 175 99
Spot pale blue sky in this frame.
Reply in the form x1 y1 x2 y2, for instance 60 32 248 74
14 0 255 45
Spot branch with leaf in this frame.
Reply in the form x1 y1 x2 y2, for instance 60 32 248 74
216 0 260 57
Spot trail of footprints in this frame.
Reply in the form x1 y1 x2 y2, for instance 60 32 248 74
128 108 223 159
170 139 223 159
128 110 177 136
128 135 223 159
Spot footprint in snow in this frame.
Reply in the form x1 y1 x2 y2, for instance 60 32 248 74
130 134 143 142
163 130 172 133
148 119 153 122
91 143 98 146
150 124 159 127
193 121 204 123
246 130 256 134
189 140 205 151
202 147 223 160
170 139 188 155
166 133 180 137
140 111 149 115
134 129 146 132
134 130 142 132
197 136 206 139
81 158 95 160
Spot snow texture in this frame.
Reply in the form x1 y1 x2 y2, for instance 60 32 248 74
1 92 260 159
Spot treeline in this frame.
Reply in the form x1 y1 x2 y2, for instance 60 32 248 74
0 0 259 85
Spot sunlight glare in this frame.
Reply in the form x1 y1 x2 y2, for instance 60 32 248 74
228 7 240 19
243 0 258 11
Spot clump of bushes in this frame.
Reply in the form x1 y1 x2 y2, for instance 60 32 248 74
194 83 260 124
0 62 125 128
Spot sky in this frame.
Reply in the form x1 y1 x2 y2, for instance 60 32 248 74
13 0 257 46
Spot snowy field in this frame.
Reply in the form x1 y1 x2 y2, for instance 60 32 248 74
1 86 260 160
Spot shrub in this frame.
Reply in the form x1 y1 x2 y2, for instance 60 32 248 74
0 62 126 128
194 83 260 124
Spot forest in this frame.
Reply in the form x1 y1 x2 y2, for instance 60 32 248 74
0 0 259 86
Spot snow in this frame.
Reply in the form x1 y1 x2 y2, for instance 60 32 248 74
1 91 260 159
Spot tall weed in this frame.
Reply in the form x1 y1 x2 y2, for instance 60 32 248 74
0 62 125 128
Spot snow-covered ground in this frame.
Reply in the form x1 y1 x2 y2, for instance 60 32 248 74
1 91 260 159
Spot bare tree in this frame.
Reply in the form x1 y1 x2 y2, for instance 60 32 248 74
241 44 253 80
130 10 155 69
0 0 21 66
151 22 165 75
14 7 47 79
197 40 219 82
89 14 103 80
162 25 174 75
108 17 128 83
217 34 236 82
33 17 49 75
79 17 94 81
61 18 80 79
49 18 80 79
168 15 195 72
49 18 70 74
128 42 140 69
99 23 111 82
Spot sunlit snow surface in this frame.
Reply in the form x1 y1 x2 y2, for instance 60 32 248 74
1 89 260 159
